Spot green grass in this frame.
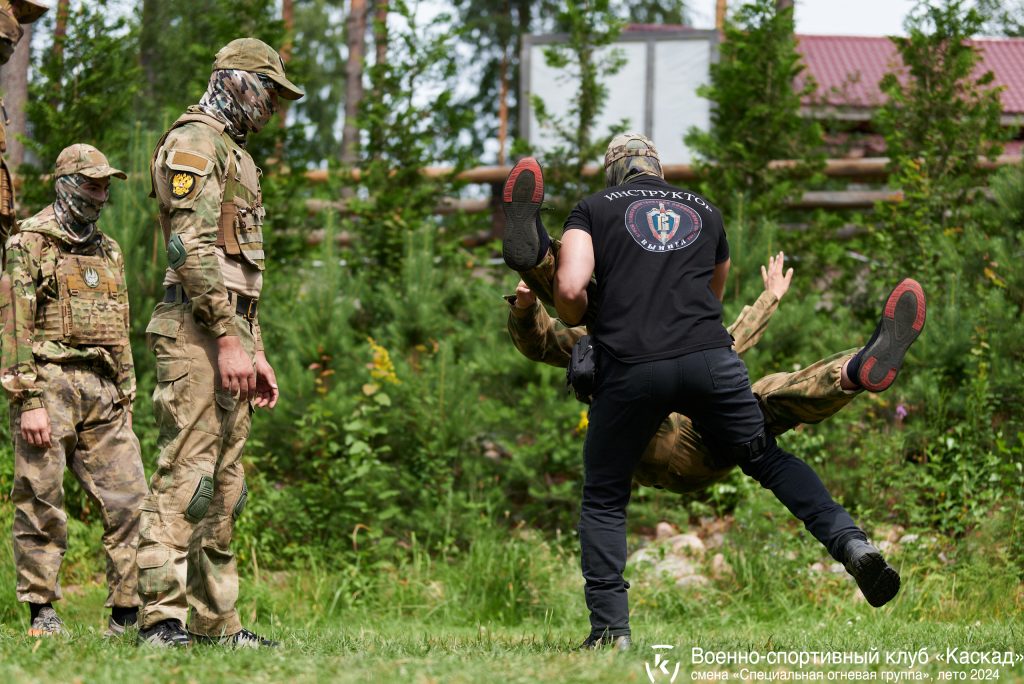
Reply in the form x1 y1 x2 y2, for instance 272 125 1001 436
0 579 1020 683
0 488 1021 684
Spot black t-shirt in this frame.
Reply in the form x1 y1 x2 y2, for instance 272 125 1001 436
563 176 732 363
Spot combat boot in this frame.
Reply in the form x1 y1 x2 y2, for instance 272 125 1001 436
138 619 191 647
843 538 901 607
502 157 548 271
28 606 68 637
105 607 139 637
192 627 280 649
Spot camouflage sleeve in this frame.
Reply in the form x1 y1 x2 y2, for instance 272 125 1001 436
252 319 264 352
505 295 585 368
727 289 780 356
0 233 44 411
111 241 136 405
154 126 236 338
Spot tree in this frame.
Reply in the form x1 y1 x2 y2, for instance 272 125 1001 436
134 0 283 128
282 0 347 165
340 0 367 168
873 0 1005 278
0 22 32 167
685 0 824 220
26 0 140 177
977 0 1024 36
350 0 474 276
529 0 626 209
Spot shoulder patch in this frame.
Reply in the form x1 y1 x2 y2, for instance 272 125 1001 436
170 171 197 198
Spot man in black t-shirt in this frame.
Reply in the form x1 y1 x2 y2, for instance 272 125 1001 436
501 134 918 650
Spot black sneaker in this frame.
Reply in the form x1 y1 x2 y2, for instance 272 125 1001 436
852 278 926 392
192 627 280 649
579 634 632 651
843 539 901 607
138 619 191 647
502 157 546 272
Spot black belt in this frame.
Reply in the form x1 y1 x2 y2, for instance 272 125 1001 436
164 285 259 321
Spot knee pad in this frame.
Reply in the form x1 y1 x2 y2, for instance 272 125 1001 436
232 481 248 519
184 476 215 523
707 431 772 468
734 431 772 463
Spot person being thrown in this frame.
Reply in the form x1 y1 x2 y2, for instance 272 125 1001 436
499 139 926 649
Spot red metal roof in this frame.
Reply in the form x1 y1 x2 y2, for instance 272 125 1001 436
796 34 1024 115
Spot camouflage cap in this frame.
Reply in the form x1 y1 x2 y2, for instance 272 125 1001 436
10 0 48 24
604 132 660 168
54 144 126 180
604 132 662 186
213 38 304 101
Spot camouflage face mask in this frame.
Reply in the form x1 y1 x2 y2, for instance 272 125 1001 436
0 5 23 65
198 68 277 140
53 173 106 245
604 156 664 188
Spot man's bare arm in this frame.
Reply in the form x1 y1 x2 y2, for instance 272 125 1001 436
554 228 595 325
711 258 730 301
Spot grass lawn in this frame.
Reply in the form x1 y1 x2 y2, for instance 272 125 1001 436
0 577 1021 684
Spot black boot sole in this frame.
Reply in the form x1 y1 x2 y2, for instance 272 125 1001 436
857 278 926 392
847 550 901 607
502 157 544 272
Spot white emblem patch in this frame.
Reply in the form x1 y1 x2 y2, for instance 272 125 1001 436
84 267 100 288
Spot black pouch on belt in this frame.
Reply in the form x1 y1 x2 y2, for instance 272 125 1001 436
566 335 597 404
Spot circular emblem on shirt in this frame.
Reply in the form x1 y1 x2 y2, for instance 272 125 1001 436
624 199 702 252
170 172 196 198
83 267 100 288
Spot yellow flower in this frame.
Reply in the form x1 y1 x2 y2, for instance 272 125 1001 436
574 409 589 435
366 337 400 384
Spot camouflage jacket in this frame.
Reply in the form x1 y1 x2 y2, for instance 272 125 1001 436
0 206 135 411
507 289 780 367
150 107 264 349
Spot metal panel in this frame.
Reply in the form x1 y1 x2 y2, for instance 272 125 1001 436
520 30 718 163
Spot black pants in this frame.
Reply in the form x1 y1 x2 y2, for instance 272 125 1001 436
579 346 864 638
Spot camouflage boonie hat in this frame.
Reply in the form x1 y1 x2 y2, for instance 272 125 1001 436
11 0 48 24
604 132 662 186
54 144 126 180
214 38 304 101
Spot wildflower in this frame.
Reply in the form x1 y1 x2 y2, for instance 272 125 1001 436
895 404 908 424
366 337 400 384
575 409 589 435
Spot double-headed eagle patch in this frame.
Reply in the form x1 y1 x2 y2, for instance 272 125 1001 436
171 172 196 198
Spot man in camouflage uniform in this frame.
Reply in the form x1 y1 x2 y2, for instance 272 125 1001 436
506 251 905 493
136 38 302 648
0 144 147 637
0 0 49 253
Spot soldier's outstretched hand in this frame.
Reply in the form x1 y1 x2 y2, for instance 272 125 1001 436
21 407 51 448
761 251 794 301
514 280 537 310
253 351 279 409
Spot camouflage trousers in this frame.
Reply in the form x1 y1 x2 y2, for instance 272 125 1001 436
136 303 254 636
512 247 862 493
9 361 146 607
633 350 859 493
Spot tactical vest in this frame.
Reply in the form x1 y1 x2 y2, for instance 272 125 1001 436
31 234 130 347
151 112 266 271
